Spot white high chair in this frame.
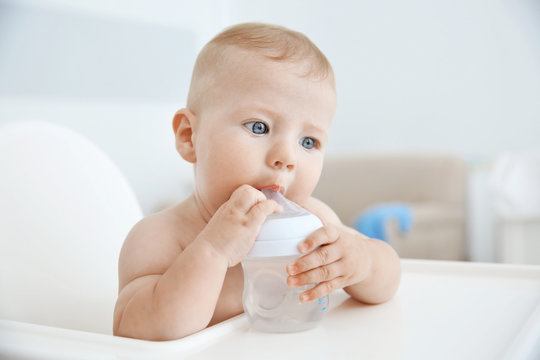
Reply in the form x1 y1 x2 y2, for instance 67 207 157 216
1 123 539 360
0 121 143 335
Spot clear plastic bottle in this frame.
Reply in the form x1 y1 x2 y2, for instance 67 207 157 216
241 190 329 332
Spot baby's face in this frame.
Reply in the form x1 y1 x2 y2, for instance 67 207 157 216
192 50 336 216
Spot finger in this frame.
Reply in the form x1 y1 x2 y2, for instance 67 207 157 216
248 199 282 224
287 242 341 276
287 261 343 287
228 185 266 213
298 224 340 254
300 277 345 303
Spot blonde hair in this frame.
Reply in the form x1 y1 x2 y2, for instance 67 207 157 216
186 22 334 111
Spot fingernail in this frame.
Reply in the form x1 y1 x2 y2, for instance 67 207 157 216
299 243 308 253
287 264 297 275
301 294 310 302
288 277 299 286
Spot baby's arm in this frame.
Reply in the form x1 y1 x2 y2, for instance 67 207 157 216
113 185 280 340
287 197 401 304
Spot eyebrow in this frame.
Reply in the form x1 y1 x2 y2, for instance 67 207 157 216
236 104 280 121
303 121 328 141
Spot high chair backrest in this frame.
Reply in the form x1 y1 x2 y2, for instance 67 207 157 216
0 121 143 334
314 153 467 227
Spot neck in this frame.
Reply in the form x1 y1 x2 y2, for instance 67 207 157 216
190 191 213 224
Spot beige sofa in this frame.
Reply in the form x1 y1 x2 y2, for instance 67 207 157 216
313 153 468 260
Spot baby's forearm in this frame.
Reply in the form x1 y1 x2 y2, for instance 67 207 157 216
344 238 401 304
114 238 228 340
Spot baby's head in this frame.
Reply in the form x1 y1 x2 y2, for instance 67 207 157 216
174 23 337 216
187 22 335 115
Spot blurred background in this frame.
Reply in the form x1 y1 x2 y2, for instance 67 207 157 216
1 0 539 264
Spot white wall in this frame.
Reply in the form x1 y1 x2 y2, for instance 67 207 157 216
0 0 220 213
1 0 539 243
229 0 540 157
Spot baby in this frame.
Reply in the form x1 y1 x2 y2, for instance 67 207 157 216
113 23 401 341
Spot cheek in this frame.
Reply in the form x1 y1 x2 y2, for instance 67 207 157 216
288 157 323 202
194 136 260 209
195 164 239 214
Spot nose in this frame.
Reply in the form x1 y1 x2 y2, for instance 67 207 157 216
267 141 296 170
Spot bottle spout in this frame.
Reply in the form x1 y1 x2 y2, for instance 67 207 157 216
261 189 309 217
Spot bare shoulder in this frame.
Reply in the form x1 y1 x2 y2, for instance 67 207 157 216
302 196 343 226
118 197 201 290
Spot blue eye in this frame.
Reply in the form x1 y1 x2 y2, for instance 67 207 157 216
244 121 268 135
300 137 317 149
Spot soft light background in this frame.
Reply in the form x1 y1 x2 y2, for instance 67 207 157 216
1 0 539 262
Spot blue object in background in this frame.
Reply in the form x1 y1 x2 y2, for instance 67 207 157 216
354 204 413 242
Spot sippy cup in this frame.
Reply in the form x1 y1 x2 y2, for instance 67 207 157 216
241 190 329 332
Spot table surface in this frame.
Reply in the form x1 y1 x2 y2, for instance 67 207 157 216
2 259 540 360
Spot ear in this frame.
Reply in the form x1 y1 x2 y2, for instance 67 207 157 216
172 108 197 163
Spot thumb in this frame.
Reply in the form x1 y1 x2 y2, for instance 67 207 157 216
248 199 282 225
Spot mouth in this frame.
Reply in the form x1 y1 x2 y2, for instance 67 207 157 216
258 184 285 194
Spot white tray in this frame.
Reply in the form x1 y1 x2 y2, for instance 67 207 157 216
2 259 540 360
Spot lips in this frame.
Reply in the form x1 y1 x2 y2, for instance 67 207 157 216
258 184 284 194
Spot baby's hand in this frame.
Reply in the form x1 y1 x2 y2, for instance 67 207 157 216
198 185 281 267
286 224 372 302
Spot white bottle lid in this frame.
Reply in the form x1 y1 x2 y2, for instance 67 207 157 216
246 190 323 258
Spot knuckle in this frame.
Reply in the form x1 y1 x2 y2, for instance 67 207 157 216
325 280 334 293
300 264 309 276
299 271 312 285
237 184 254 196
232 185 245 196
319 266 331 280
324 224 339 241
224 204 235 215
317 246 329 264
239 184 252 191
298 273 310 285
221 203 239 218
